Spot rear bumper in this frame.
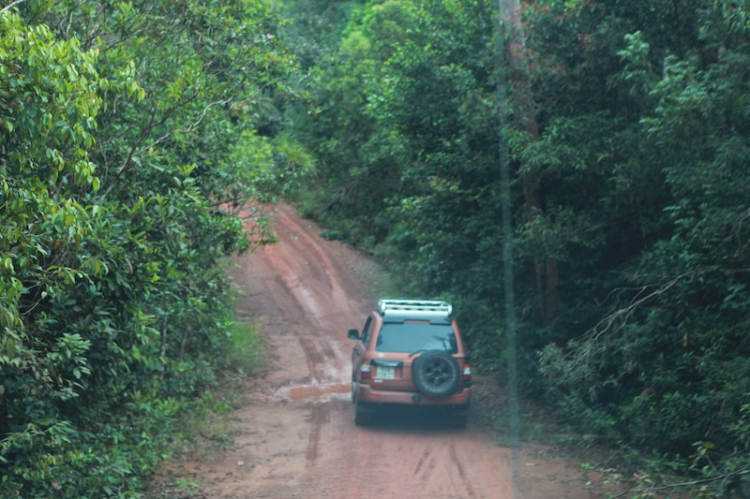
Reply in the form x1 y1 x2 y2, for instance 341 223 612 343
357 383 471 407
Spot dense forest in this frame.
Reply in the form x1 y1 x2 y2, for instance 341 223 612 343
1 0 749 497
283 0 750 496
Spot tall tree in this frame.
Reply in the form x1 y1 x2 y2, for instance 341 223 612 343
500 0 561 323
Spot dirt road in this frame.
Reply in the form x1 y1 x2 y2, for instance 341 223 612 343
172 205 606 498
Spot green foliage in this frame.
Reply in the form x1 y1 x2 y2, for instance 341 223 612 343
0 0 302 496
219 320 268 378
533 0 750 491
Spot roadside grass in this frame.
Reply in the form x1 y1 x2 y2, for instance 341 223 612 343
221 319 269 379
145 319 268 498
468 371 632 496
471 373 708 498
181 319 268 452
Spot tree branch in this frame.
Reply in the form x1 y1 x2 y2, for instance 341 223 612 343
613 468 750 498
588 272 691 344
1 0 28 15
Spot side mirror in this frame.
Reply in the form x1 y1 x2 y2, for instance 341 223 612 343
347 329 359 340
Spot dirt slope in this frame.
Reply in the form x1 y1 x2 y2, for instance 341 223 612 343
169 205 608 499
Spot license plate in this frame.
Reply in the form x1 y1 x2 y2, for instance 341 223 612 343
375 366 395 380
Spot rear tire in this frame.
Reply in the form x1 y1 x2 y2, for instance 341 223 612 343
412 350 460 398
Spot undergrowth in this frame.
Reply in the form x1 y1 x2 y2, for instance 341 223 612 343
145 320 268 498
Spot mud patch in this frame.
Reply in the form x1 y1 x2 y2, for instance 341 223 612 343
286 383 351 403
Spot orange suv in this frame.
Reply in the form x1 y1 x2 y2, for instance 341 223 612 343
347 298 472 427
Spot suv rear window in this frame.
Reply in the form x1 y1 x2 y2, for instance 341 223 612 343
375 322 458 353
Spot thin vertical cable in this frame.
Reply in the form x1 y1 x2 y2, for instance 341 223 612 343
496 2 521 497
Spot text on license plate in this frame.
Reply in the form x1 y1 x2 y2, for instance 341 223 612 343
375 366 395 380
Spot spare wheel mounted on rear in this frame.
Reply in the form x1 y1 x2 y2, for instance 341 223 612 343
412 350 460 398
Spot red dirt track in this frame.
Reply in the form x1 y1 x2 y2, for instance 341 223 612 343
172 205 606 498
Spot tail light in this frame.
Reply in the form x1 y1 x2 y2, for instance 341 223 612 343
360 362 371 380
462 363 472 383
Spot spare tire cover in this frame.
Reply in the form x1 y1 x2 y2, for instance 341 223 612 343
412 350 460 398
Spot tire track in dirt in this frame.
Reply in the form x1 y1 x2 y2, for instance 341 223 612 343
266 274 319 380
264 211 353 382
258 207 356 474
413 446 433 477
272 209 358 318
305 403 331 470
448 440 477 498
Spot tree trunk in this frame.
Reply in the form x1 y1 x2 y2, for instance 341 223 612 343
500 0 560 322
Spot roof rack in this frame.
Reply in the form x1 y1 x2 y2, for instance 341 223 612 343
377 298 452 319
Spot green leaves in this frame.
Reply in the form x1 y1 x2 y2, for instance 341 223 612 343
0 13 104 186
1 0 299 495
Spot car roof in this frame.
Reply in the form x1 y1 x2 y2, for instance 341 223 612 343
380 314 452 325
377 298 453 325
